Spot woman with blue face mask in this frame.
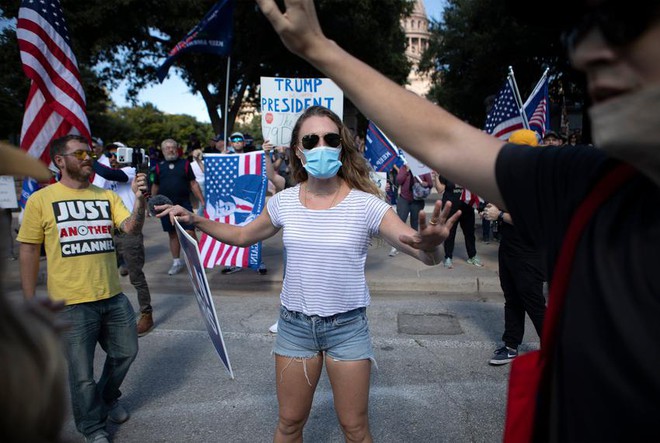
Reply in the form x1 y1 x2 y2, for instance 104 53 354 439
157 105 460 442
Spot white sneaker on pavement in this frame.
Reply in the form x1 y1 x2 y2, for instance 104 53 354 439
388 247 399 257
269 322 278 334
168 261 184 275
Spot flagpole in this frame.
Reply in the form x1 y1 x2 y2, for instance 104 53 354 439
223 55 231 143
508 66 529 129
524 68 549 106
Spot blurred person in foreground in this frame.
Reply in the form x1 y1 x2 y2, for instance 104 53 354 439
157 106 459 442
18 135 148 443
256 0 660 441
0 141 66 443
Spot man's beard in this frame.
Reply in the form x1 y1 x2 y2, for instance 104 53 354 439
65 163 92 182
164 153 178 161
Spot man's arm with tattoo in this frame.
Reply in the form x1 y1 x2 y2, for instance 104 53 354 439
120 172 148 234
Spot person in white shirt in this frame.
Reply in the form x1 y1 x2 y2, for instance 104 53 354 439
190 148 205 215
94 144 154 337
157 106 459 442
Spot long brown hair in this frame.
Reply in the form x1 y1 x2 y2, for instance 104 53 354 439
288 106 381 196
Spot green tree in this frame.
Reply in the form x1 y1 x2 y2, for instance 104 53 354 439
419 0 584 131
1 0 414 138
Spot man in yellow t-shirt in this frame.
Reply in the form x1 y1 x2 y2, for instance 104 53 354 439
18 135 148 443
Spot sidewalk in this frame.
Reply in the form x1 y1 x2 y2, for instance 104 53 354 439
3 195 503 297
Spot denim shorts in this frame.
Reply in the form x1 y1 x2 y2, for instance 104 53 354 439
273 306 374 362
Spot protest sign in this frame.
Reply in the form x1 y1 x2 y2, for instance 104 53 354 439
0 176 18 209
260 77 343 147
175 218 234 379
399 149 432 177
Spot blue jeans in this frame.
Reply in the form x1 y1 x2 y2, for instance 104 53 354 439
59 293 138 437
396 198 425 230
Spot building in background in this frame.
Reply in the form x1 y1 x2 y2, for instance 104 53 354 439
402 0 432 97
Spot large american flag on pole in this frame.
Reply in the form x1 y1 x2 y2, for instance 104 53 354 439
484 76 525 141
199 152 267 269
17 0 90 202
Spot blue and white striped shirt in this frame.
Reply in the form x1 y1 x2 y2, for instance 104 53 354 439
268 184 391 317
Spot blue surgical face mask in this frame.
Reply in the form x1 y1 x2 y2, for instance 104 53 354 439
299 146 342 179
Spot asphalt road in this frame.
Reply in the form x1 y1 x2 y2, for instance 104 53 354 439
3 202 541 442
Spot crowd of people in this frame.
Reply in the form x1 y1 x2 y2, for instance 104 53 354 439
4 0 659 441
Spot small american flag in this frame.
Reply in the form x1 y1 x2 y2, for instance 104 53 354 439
199 152 267 269
484 76 524 141
524 71 550 139
460 188 484 209
17 0 90 167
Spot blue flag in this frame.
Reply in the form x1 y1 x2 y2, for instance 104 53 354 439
156 0 235 82
523 72 550 138
19 177 38 209
364 122 404 172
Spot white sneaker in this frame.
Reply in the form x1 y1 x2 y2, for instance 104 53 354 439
268 322 278 334
168 261 184 275
443 257 453 269
388 247 399 257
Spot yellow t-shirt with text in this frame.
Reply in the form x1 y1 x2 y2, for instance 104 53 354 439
17 182 131 305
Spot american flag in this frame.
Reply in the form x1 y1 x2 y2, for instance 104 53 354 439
460 187 484 209
199 152 267 269
484 76 524 141
523 71 550 138
17 0 90 168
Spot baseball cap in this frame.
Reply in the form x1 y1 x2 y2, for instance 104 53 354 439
229 132 244 142
543 130 561 141
0 141 51 181
212 133 224 142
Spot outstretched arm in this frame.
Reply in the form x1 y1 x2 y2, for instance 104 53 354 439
156 204 280 247
256 0 505 207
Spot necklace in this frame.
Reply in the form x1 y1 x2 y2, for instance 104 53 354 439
304 182 342 209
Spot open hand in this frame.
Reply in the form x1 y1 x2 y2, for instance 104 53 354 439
256 0 326 58
399 200 460 251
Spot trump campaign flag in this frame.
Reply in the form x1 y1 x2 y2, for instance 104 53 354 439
199 152 267 269
523 69 550 139
156 0 235 82
484 75 525 141
17 0 91 201
364 122 404 173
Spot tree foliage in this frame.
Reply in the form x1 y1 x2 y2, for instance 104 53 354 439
0 0 414 139
419 0 586 131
